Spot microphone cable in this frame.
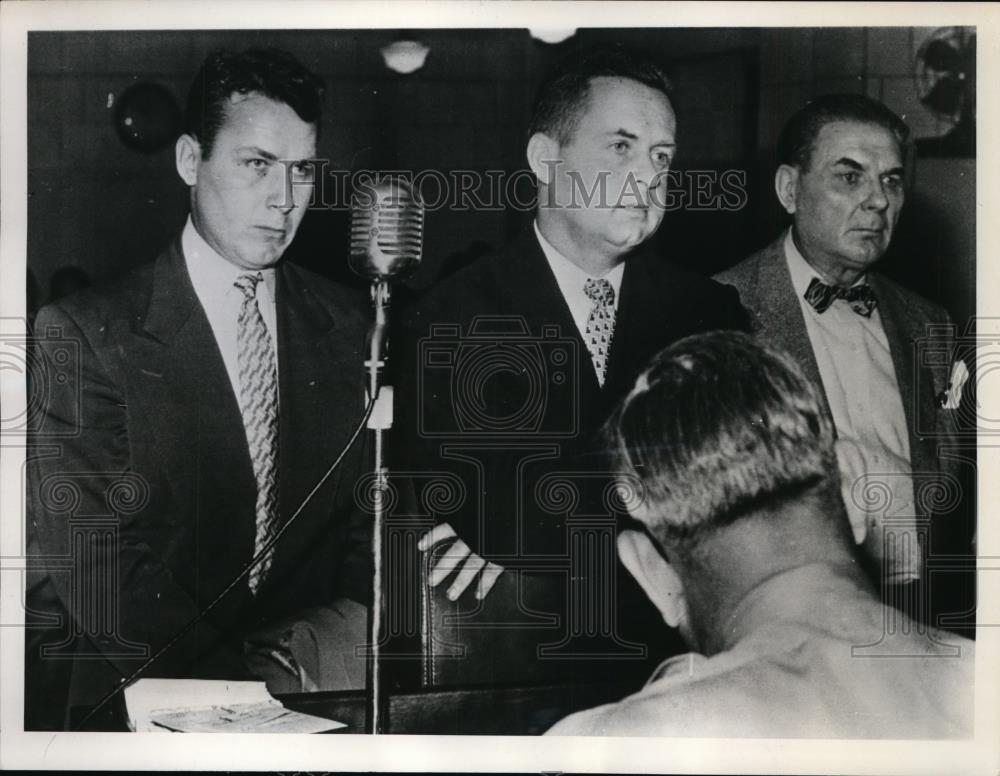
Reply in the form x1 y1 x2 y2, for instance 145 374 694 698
73 397 376 731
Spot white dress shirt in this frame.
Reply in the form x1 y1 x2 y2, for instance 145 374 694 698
533 220 625 341
182 216 279 405
784 230 919 582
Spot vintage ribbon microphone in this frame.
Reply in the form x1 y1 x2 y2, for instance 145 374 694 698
349 176 423 734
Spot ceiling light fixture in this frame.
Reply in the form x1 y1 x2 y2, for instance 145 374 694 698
528 28 576 44
380 38 430 74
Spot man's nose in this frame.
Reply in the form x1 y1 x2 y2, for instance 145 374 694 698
267 164 296 214
632 155 660 189
624 158 660 206
863 180 890 211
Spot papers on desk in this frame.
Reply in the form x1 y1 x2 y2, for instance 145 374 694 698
123 678 345 733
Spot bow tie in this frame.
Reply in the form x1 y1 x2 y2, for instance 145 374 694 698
804 277 877 317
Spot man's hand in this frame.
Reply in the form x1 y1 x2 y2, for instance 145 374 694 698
417 523 504 601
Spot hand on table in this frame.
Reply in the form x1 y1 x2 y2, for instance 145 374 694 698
417 523 504 601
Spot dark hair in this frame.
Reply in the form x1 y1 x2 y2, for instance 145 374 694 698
776 93 909 170
183 47 325 159
605 331 837 543
528 47 672 145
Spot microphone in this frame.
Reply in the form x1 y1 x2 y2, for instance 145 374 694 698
349 175 423 733
350 176 424 279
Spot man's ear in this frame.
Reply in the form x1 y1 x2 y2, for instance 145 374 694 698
526 132 560 185
617 529 686 628
175 133 202 187
774 164 800 215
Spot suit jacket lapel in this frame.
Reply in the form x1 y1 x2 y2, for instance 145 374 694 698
869 273 934 477
126 239 257 558
606 252 696 397
268 261 362 575
753 239 833 418
494 232 602 404
605 256 650 395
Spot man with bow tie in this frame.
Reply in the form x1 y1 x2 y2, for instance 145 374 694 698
397 49 747 686
715 94 969 627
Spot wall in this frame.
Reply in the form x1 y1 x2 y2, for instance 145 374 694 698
27 27 974 323
758 27 956 149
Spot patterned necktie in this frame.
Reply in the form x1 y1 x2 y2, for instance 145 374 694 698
235 272 279 595
804 277 878 318
583 277 616 387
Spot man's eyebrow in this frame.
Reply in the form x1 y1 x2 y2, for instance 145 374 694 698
831 158 905 177
607 129 676 148
237 147 320 165
238 146 279 161
832 157 865 171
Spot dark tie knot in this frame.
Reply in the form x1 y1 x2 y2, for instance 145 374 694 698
804 276 877 318
235 272 264 299
584 277 615 306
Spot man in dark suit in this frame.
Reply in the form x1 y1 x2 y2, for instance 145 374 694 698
396 49 747 684
715 94 971 629
25 48 372 730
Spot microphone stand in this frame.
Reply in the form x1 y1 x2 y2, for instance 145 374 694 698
364 277 392 734
353 174 423 734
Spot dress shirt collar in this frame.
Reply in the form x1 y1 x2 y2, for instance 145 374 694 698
534 220 625 301
784 227 867 298
182 215 276 303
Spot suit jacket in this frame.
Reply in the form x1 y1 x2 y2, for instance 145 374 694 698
715 236 958 498
399 229 748 556
393 230 748 681
714 237 974 628
25 238 372 729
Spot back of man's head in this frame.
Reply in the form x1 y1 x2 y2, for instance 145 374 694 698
607 331 841 550
776 93 909 171
183 47 325 159
528 47 672 146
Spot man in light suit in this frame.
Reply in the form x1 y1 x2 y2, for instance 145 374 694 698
715 94 971 628
397 49 747 685
25 48 371 730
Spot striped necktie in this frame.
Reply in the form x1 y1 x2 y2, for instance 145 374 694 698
235 272 279 594
584 277 616 387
